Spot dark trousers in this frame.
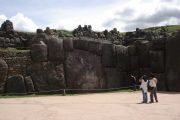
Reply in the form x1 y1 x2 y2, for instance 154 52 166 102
150 87 158 102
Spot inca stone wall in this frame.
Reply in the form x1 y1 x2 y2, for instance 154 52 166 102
0 20 180 94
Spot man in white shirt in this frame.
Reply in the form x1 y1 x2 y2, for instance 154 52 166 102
139 75 148 103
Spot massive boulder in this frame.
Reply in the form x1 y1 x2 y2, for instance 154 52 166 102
149 51 165 73
29 62 65 92
63 38 74 52
73 38 89 51
44 27 54 35
29 29 49 45
104 68 129 88
88 40 102 55
135 40 151 68
115 45 130 71
102 42 115 67
64 49 105 89
151 38 165 51
48 37 64 62
5 75 26 94
1 20 14 32
24 76 35 93
30 42 48 62
166 33 180 91
0 59 8 93
127 45 136 56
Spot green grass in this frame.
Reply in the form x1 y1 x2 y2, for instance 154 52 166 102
144 25 180 32
0 48 30 53
56 30 73 37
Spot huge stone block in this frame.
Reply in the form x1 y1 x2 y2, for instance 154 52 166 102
135 40 151 68
63 38 73 52
130 56 139 71
127 45 136 56
151 38 165 51
115 45 130 71
73 38 89 51
166 33 180 91
104 68 121 88
88 40 102 56
24 76 35 93
149 51 165 73
30 43 47 62
29 62 65 92
1 20 14 31
30 33 49 45
0 59 8 93
48 37 64 62
6 75 26 94
64 49 105 89
102 43 115 67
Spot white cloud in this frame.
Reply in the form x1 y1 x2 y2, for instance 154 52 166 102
0 14 7 24
102 0 180 31
1 0 180 32
10 13 38 32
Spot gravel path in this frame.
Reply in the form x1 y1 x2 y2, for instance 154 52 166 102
0 92 180 120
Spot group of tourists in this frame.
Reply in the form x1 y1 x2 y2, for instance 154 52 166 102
130 73 158 104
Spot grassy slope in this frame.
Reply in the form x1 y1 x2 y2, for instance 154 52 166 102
144 25 180 32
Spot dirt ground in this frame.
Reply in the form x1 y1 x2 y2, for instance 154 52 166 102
0 91 180 120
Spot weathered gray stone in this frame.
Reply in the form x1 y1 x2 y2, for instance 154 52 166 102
30 32 49 45
135 40 151 68
29 62 65 92
104 68 121 88
151 39 165 50
30 43 47 62
0 59 8 93
115 45 130 71
149 51 165 73
88 40 102 55
127 45 136 56
63 38 73 51
44 27 54 35
64 49 105 89
130 56 139 71
102 43 115 67
6 75 26 94
48 37 64 62
166 34 180 91
73 38 89 51
24 76 35 93
1 20 14 31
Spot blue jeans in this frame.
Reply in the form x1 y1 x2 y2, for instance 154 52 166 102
141 89 148 103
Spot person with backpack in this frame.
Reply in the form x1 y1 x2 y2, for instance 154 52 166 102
139 75 148 103
148 73 158 103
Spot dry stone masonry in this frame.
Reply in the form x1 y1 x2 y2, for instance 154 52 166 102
0 20 180 94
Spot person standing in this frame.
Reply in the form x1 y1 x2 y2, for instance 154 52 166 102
139 75 148 103
130 75 137 91
149 73 158 103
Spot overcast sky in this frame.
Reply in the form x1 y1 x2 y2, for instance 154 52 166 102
0 0 180 32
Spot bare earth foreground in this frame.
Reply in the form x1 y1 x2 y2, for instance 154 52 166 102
0 92 180 120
